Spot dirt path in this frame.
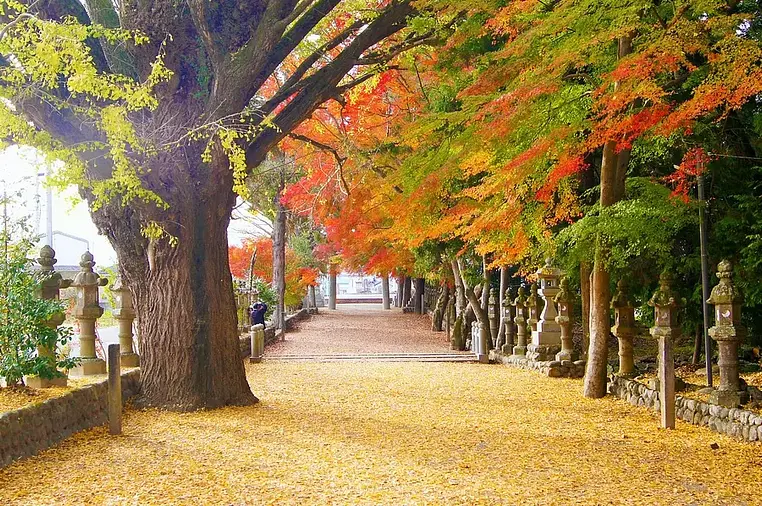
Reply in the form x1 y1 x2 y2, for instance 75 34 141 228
266 304 458 356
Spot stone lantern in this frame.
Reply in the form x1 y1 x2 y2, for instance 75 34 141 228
501 287 516 354
488 288 498 349
526 283 541 336
27 246 72 388
648 271 682 429
70 251 108 376
511 287 528 357
111 274 140 367
707 260 747 408
534 259 562 335
554 277 577 362
611 279 636 377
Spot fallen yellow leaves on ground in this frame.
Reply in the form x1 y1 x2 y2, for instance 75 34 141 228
1 361 761 505
0 377 107 414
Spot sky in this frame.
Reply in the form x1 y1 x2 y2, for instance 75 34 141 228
1 146 267 268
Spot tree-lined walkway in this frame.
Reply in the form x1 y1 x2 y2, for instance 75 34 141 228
2 310 762 505
266 304 472 361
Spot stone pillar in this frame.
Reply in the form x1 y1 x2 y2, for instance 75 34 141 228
501 287 516 354
611 279 636 377
530 260 562 358
111 274 140 367
478 320 490 363
328 265 337 310
249 323 265 363
26 246 72 388
488 288 498 349
70 251 108 376
512 287 528 357
707 260 747 407
648 271 682 429
555 278 577 362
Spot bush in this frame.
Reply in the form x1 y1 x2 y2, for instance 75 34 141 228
0 250 78 387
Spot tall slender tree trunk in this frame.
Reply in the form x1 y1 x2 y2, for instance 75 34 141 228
580 262 592 355
272 168 287 335
497 265 509 347
583 36 633 398
395 276 404 307
382 275 391 310
414 277 425 314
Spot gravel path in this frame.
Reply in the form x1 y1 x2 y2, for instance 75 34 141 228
266 304 458 356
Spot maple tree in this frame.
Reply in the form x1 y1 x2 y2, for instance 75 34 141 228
283 0 762 378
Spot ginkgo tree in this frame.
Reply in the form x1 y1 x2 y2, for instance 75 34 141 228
0 0 440 410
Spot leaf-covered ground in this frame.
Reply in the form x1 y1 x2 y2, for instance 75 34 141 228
0 376 108 414
2 307 761 505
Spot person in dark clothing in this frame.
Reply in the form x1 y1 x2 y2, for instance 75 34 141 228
249 300 268 327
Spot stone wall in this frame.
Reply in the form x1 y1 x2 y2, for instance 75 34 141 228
238 309 310 357
0 369 141 468
490 350 586 378
609 375 762 443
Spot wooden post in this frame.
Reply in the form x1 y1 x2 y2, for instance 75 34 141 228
107 344 122 435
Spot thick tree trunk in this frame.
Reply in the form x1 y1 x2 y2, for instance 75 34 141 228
107 171 256 411
272 191 287 334
583 34 633 399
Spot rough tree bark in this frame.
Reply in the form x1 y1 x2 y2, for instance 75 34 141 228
583 36 633 398
272 154 287 335
580 262 592 355
10 0 425 410
381 275 391 310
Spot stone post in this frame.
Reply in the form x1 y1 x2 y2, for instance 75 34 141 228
488 288 498 349
111 274 140 367
707 260 747 407
554 278 577 362
501 287 516 354
512 287 528 357
611 279 636 377
648 271 682 429
249 323 265 363
26 246 72 388
478 320 490 363
70 251 108 376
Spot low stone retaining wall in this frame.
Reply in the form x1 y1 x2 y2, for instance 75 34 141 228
490 350 586 378
238 309 311 357
0 369 141 468
609 375 762 442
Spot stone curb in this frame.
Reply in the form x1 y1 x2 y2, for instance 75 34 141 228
0 369 141 468
609 375 762 443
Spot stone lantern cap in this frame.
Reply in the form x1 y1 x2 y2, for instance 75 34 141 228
503 287 514 307
707 259 743 305
37 245 57 271
648 271 681 309
611 279 634 309
536 258 561 280
513 286 527 306
553 277 572 304
72 251 109 288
